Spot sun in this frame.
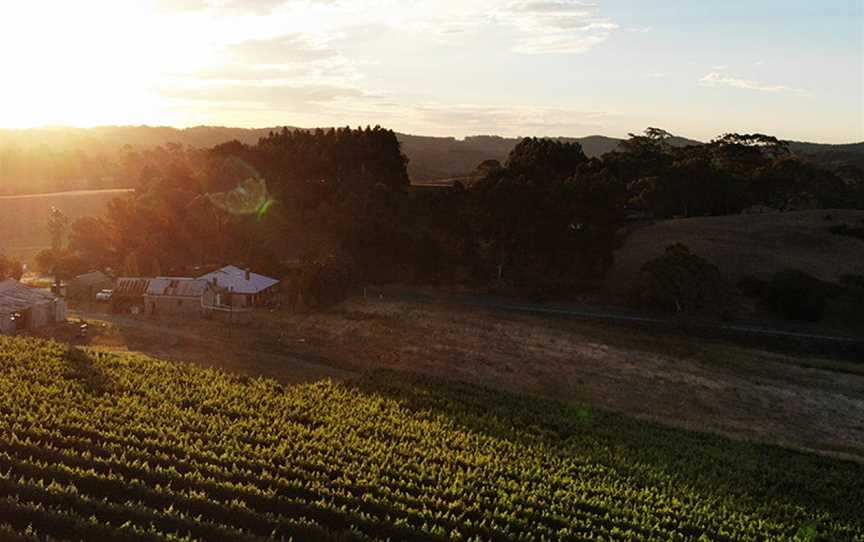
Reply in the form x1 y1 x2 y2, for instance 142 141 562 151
0 1 206 128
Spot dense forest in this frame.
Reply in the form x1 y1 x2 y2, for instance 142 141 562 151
17 124 862 315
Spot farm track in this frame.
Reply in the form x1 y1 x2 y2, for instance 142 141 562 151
68 309 359 380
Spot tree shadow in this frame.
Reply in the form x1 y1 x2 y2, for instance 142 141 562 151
347 369 864 529
62 346 113 396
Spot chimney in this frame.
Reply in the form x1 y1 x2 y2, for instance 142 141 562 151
245 268 251 281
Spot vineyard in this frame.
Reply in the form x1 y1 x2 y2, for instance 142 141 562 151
0 335 861 541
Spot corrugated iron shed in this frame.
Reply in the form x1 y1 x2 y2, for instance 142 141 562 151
0 280 57 313
146 278 208 298
115 278 152 297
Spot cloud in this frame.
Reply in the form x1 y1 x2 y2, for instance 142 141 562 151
153 0 298 14
162 81 366 111
173 32 362 89
699 71 809 95
492 0 619 54
226 34 335 64
159 30 368 120
644 73 666 79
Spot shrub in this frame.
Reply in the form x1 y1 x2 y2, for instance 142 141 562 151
737 275 768 299
638 244 735 317
295 252 357 310
764 269 841 322
830 274 864 325
829 223 864 240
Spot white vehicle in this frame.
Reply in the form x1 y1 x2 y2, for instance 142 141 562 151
95 289 113 302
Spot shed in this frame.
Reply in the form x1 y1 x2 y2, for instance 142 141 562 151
197 265 279 307
113 277 152 313
67 271 112 301
144 278 208 316
0 280 67 334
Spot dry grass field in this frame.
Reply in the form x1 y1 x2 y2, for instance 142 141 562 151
0 189 132 266
64 294 864 464
609 209 864 297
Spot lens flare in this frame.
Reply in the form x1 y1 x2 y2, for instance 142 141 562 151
208 177 274 218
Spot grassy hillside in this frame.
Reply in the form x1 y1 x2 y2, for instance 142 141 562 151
610 209 864 296
0 335 861 541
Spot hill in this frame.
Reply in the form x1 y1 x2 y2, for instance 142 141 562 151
609 209 864 298
398 133 702 181
788 141 864 170
0 125 279 151
0 335 861 541
7 125 859 192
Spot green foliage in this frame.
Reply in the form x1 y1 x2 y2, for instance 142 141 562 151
0 255 24 281
0 336 862 541
505 137 588 182
829 222 864 240
294 252 357 310
470 149 625 287
612 130 861 218
765 269 840 322
69 127 411 281
46 207 70 252
829 274 864 325
638 244 734 316
737 275 768 299
33 249 87 280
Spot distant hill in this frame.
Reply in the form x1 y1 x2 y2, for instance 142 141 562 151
0 125 280 151
0 125 860 191
398 133 702 181
788 141 864 170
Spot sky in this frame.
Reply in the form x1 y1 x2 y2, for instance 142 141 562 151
0 0 861 142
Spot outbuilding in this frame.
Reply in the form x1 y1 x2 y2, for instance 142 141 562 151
143 278 208 316
113 277 152 313
67 271 113 302
0 279 67 334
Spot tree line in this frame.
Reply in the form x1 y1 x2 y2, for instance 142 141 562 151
12 126 864 310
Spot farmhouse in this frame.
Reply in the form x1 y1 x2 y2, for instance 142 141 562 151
144 278 208 316
197 265 279 307
67 271 112 302
0 280 66 334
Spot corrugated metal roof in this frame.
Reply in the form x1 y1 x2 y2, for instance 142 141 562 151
146 278 208 298
0 280 57 314
197 265 279 295
115 278 152 296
